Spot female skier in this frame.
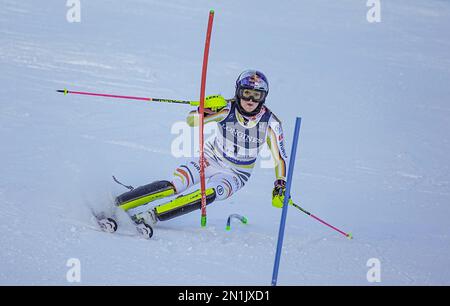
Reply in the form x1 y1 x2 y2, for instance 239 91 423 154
110 70 289 236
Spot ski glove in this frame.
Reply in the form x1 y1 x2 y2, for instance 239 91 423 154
272 179 287 208
203 95 228 112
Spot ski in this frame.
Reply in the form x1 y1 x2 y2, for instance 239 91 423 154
89 208 118 233
97 217 118 233
134 221 154 239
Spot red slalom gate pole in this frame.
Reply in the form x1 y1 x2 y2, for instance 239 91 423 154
200 10 215 227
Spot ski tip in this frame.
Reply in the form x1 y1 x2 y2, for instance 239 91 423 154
97 217 118 233
210 9 215 14
226 225 231 231
347 233 353 240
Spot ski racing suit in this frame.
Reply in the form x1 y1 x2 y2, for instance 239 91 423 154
171 100 288 202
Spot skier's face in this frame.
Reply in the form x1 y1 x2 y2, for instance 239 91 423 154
240 99 259 113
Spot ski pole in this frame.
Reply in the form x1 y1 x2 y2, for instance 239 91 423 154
290 201 353 239
57 88 202 106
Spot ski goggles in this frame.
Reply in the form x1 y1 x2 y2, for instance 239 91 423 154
237 88 266 103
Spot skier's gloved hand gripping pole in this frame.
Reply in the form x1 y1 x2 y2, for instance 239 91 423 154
56 89 228 110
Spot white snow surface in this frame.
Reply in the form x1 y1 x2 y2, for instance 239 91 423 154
1 0 450 285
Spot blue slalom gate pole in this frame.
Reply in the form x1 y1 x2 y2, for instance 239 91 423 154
271 117 302 286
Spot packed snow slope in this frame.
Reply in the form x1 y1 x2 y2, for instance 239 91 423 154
1 0 450 285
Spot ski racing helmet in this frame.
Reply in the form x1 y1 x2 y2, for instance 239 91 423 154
235 69 269 116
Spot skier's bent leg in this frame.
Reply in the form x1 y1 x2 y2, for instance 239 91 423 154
130 160 246 223
115 158 210 213
152 173 244 222
115 180 176 212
